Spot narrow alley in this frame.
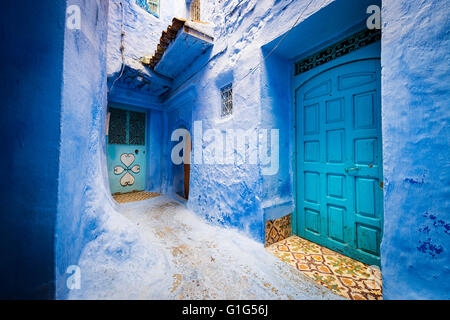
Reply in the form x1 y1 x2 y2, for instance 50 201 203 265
2 0 448 302
69 196 341 300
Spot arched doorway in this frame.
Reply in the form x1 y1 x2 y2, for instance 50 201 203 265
294 38 383 266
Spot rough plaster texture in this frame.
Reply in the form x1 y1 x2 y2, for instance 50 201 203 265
380 0 450 299
69 196 342 299
55 0 110 299
164 0 335 242
107 0 187 77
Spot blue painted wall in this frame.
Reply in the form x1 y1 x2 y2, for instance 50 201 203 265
158 0 450 299
55 0 110 299
147 110 165 192
63 0 450 300
162 0 375 242
380 0 450 300
0 2 66 299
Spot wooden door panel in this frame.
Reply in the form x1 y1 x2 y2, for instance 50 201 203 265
295 59 383 266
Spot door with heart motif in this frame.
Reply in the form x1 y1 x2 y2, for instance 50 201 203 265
107 107 147 194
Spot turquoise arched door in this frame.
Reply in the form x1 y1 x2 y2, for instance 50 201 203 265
107 107 147 195
295 58 383 266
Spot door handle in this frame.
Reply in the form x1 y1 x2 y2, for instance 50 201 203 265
345 166 359 173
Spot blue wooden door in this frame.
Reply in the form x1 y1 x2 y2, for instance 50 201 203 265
295 59 383 266
107 107 147 194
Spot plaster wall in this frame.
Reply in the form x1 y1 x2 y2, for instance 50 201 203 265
64 0 450 300
163 0 337 242
55 0 110 299
104 1 326 241
151 0 450 299
380 0 450 300
107 0 188 77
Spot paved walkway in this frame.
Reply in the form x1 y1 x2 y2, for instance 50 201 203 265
267 236 383 300
69 196 342 299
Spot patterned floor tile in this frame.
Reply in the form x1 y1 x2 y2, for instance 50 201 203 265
265 214 292 246
266 236 382 300
113 191 161 204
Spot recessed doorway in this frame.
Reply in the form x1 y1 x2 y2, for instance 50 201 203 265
107 106 147 195
294 32 383 267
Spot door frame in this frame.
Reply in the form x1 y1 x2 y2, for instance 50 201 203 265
106 101 150 193
291 40 383 264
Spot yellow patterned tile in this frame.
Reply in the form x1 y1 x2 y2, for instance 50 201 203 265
266 236 383 300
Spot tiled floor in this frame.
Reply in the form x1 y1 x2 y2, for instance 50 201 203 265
266 236 382 300
113 191 160 204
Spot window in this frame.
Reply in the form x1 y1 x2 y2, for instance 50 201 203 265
190 0 200 21
221 84 233 117
136 0 160 18
128 111 146 145
108 108 127 144
108 108 146 145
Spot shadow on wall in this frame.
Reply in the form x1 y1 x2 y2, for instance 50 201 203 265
0 2 66 299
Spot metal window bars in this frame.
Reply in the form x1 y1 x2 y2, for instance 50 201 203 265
221 84 233 117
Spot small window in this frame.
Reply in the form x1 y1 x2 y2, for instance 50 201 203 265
108 108 127 144
108 108 146 146
190 0 200 21
136 0 160 18
221 84 233 118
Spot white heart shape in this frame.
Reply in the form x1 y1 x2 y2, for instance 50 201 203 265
120 153 135 167
114 166 125 175
130 165 140 174
120 172 135 186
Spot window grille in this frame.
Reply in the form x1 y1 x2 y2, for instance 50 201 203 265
294 29 381 75
129 111 146 145
136 0 160 18
108 108 146 146
190 0 200 21
221 84 233 118
108 108 127 144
